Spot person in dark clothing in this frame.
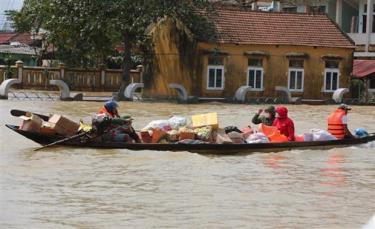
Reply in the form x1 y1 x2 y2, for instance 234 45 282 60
252 106 276 126
111 115 141 143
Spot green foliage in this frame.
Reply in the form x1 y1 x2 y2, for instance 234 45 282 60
350 79 365 100
8 0 215 68
8 0 216 97
4 55 16 79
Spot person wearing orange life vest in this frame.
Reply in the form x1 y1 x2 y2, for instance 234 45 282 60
327 104 354 140
98 101 120 118
272 106 295 141
96 101 141 143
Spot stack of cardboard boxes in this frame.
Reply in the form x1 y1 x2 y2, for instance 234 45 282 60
20 113 79 137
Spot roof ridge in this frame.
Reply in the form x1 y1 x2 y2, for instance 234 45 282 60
214 7 327 16
205 8 355 48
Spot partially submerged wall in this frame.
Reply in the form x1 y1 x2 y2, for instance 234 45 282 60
143 17 198 99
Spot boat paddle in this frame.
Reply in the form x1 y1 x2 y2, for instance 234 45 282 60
33 131 90 151
10 109 49 121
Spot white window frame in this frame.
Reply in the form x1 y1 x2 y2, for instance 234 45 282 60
288 68 304 92
206 65 225 90
368 77 375 92
323 69 340 92
247 67 264 91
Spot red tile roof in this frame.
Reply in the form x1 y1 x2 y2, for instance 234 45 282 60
207 9 354 48
0 32 17 44
353 60 375 78
10 32 34 45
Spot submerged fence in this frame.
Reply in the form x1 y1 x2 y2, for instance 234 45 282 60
0 61 142 91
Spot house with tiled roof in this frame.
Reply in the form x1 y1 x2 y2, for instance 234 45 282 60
145 8 355 100
0 32 41 66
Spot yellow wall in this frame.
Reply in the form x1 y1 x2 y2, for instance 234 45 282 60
143 18 198 99
196 43 353 99
146 19 354 100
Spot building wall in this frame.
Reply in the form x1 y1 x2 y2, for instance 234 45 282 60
328 0 337 21
342 0 359 33
280 0 358 34
195 43 353 100
143 18 198 99
146 18 354 100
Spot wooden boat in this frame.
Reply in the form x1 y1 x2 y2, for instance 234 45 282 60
6 124 375 154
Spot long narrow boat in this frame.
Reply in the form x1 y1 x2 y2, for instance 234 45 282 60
6 124 375 154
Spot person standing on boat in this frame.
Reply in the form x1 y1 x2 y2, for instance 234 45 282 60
98 100 120 118
327 104 354 140
272 106 295 141
252 106 276 126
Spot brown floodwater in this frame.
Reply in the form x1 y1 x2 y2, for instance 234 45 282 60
1 100 374 228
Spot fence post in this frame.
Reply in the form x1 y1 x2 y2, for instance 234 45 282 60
136 65 144 83
59 63 65 79
15 60 23 82
100 64 106 87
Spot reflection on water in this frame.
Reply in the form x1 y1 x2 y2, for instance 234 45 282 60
264 154 288 169
320 153 347 187
0 100 374 228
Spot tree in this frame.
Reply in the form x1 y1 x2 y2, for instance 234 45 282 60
8 0 215 99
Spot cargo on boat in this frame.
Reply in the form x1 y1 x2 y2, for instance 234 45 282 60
6 110 375 154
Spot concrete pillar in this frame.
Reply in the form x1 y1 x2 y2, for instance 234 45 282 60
15 60 23 82
58 63 65 79
366 0 374 52
336 0 343 27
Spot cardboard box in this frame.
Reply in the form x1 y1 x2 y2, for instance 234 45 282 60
20 114 43 133
151 128 167 143
168 131 180 142
215 129 233 144
140 131 152 143
48 114 79 136
179 132 196 141
192 112 218 130
40 122 57 135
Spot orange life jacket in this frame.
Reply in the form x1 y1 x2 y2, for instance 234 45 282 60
98 107 115 118
327 109 346 140
259 123 289 143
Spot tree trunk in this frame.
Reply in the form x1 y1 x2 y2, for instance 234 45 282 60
118 32 133 100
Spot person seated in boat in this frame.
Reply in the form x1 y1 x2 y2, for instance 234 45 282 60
252 106 276 126
97 115 141 143
111 115 141 143
98 100 120 118
272 106 295 141
327 104 354 140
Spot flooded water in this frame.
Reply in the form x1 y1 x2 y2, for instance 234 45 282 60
0 100 374 228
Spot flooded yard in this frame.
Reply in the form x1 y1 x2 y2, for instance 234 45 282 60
0 100 374 228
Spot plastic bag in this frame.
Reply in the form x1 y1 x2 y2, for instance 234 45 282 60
303 133 314 142
246 132 269 144
227 131 245 144
143 120 171 131
168 116 188 130
224 126 242 134
310 129 337 141
354 128 369 138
